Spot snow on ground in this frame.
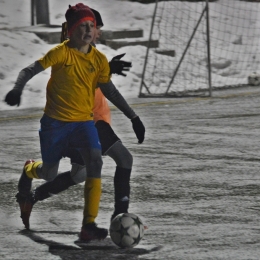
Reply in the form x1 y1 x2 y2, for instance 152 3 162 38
0 0 259 110
1 1 260 259
0 0 155 111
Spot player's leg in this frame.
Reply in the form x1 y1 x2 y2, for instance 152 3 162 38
16 161 59 229
106 141 133 220
16 114 67 229
21 157 86 229
95 120 133 220
32 149 86 203
71 121 107 241
32 168 80 202
15 159 42 229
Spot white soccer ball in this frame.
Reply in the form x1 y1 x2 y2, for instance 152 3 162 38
248 72 260 86
109 213 145 248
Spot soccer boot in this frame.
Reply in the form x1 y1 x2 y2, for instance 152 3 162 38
16 160 35 229
17 159 35 196
111 205 128 222
111 195 129 222
79 223 108 242
15 192 34 230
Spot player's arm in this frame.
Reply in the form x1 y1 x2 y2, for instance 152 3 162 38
4 61 44 106
99 80 145 143
5 43 64 107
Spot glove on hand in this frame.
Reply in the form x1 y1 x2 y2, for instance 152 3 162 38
131 116 145 144
109 53 132 77
4 89 22 106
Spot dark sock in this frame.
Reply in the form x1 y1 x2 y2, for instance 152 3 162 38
113 166 131 218
33 171 76 202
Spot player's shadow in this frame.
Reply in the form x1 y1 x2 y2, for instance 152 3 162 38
19 229 160 260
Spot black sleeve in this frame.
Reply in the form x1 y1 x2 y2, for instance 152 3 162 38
98 80 137 120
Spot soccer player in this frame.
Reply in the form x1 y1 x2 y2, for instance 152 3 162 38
30 7 139 225
4 3 145 242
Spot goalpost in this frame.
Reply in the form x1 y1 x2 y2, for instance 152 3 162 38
139 0 260 98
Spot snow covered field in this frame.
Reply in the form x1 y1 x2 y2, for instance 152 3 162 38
2 87 260 259
1 1 260 259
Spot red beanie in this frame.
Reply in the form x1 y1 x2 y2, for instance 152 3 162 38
65 3 96 36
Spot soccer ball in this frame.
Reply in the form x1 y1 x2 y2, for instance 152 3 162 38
248 72 260 86
109 213 145 248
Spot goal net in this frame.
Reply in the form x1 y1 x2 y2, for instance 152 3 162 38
139 0 260 97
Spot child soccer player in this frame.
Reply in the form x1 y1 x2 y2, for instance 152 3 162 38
25 8 143 231
5 3 145 242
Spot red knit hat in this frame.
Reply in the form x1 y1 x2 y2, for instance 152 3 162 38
65 3 96 36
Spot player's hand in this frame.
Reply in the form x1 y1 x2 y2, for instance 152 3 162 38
4 89 22 106
109 53 132 77
131 116 145 144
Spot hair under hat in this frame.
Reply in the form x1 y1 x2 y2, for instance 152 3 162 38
90 8 104 27
65 3 96 36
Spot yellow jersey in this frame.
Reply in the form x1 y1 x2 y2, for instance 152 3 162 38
38 40 111 122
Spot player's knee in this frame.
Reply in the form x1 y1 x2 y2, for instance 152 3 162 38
70 163 86 184
125 152 133 168
39 162 59 181
117 150 133 169
87 153 103 178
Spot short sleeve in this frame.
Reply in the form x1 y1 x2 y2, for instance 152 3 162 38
97 52 111 84
38 43 66 69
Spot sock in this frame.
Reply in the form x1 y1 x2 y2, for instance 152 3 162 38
113 166 131 218
82 177 101 225
25 161 42 179
33 171 76 203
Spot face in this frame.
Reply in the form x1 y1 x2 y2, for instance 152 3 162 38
70 20 95 45
92 26 103 44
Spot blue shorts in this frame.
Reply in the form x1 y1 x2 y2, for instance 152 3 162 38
39 114 101 163
66 120 121 165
